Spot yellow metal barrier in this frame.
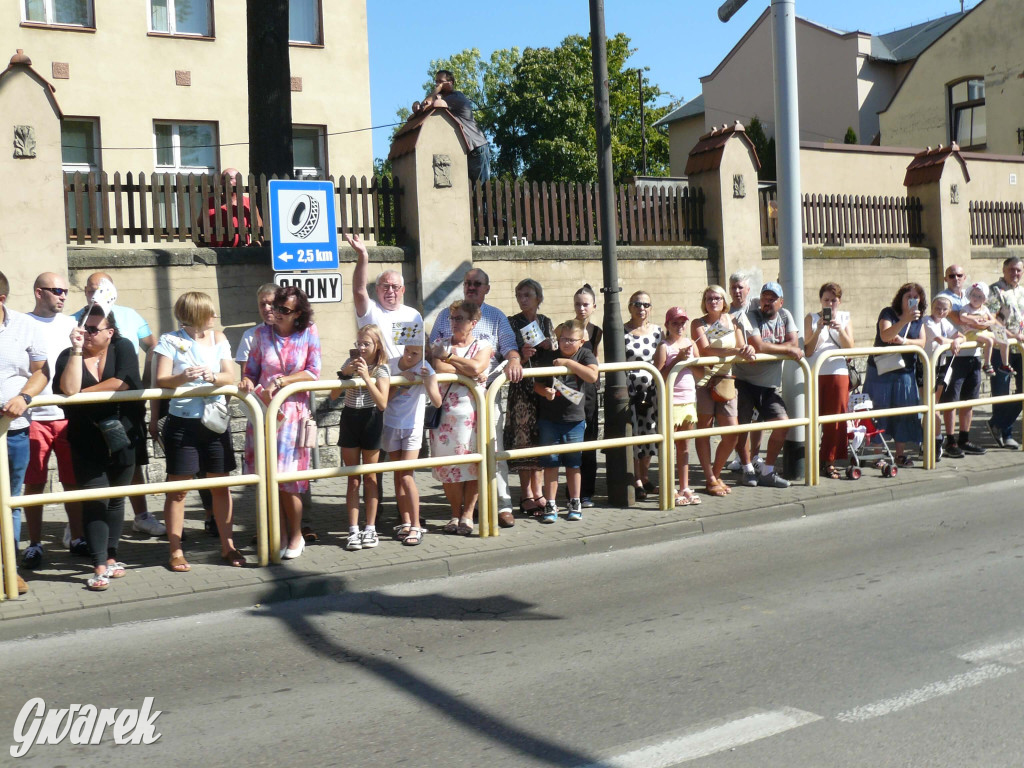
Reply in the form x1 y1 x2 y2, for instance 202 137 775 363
663 354 813 495
807 345 932 484
265 373 490 559
0 385 267 601
486 361 673 519
926 340 1024 467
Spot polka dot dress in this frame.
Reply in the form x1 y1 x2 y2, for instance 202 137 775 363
625 325 662 459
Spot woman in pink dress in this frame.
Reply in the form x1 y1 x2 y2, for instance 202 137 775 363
239 286 321 559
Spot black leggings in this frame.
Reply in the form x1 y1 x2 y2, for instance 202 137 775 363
76 459 135 568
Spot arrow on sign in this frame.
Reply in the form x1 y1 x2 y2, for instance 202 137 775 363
278 251 294 262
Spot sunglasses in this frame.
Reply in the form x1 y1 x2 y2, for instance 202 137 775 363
40 287 69 297
272 305 296 315
631 301 651 309
83 325 109 335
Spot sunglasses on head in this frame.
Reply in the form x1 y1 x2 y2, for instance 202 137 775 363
272 305 296 315
40 286 69 297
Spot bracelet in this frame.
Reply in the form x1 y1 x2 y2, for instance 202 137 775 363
445 352 454 361
70 348 83 356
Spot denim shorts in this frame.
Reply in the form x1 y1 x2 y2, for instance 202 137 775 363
537 418 585 468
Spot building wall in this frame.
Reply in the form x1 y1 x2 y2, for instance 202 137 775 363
878 0 1024 156
667 116 705 177
7 0 372 178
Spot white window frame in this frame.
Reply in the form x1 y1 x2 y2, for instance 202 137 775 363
148 0 213 37
288 0 323 45
21 0 94 27
292 125 327 179
153 120 218 173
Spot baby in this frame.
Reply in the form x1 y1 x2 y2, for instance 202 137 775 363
959 282 1011 375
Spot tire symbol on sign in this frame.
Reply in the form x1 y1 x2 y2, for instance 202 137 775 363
287 194 320 239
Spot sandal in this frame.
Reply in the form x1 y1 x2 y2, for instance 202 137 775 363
301 526 319 544
87 570 110 591
394 523 412 541
822 464 842 480
634 483 648 501
221 549 246 567
167 555 191 573
704 481 728 497
106 561 127 579
457 518 474 536
682 488 702 506
519 497 544 515
714 478 732 494
443 518 460 534
675 492 692 506
896 455 914 468
402 527 424 546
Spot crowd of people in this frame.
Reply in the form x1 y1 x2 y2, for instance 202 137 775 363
4 253 1024 593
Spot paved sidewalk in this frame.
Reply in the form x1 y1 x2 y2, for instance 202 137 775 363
2 422 1020 641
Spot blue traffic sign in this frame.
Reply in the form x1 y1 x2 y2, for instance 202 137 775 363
268 179 339 271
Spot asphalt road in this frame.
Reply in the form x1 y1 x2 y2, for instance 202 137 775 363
3 479 1024 767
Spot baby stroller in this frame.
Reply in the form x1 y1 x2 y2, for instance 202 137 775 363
846 391 898 479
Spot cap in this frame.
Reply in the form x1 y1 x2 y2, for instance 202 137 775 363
665 306 689 325
969 281 989 300
761 281 784 298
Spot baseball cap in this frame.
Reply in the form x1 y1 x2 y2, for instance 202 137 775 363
664 306 689 325
761 281 784 298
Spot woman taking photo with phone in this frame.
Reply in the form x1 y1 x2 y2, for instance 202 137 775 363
804 282 855 480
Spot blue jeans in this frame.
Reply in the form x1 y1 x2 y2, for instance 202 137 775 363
468 145 491 183
537 419 585 468
989 350 1022 438
7 428 29 545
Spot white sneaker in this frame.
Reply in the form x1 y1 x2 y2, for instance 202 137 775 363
360 529 379 549
345 532 362 551
726 459 742 472
133 515 166 537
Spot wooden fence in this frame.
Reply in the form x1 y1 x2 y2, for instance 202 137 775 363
470 180 704 245
970 201 1024 246
759 189 924 246
64 172 402 246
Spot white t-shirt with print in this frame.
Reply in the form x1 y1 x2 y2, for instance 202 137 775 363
383 358 434 429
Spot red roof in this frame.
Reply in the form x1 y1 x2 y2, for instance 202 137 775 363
685 122 761 175
388 105 470 161
904 143 970 186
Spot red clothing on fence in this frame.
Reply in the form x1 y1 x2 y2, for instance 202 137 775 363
205 196 252 246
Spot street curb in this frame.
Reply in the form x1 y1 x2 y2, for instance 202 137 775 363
0 467 1010 642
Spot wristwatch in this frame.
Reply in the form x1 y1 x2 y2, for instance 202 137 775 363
19 393 32 406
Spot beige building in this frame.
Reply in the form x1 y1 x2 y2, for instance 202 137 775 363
656 8 965 177
7 0 372 181
879 0 1024 157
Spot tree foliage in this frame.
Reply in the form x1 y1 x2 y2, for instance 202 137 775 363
746 116 776 182
395 35 674 183
844 126 858 144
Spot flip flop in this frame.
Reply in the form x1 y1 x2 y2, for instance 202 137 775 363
221 549 246 567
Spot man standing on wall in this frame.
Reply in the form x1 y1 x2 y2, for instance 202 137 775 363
430 268 523 526
417 69 491 183
0 271 49 594
74 272 166 535
936 264 986 457
21 273 87 571
986 256 1024 448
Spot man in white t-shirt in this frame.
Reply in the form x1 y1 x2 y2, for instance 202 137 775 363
73 272 165 536
20 273 87 570
346 233 423 365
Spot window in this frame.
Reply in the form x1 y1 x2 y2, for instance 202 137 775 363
62 118 101 231
149 0 212 37
289 0 322 45
949 77 986 149
154 121 217 172
22 0 93 27
293 125 326 178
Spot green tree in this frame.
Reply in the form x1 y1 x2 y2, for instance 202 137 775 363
844 126 858 144
490 34 672 182
746 115 776 181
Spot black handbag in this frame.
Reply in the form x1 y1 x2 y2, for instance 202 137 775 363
96 415 131 453
423 383 453 430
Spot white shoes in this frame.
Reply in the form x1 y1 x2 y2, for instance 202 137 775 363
280 538 305 560
133 515 167 536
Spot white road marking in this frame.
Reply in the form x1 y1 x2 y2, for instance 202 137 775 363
835 663 1016 722
583 707 822 767
960 635 1024 666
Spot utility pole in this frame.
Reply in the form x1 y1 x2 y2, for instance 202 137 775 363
589 0 632 506
719 0 806 479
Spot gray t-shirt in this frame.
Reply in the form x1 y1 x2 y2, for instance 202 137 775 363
736 307 798 389
443 90 487 151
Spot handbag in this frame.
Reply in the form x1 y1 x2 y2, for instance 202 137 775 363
846 359 862 391
200 397 230 434
296 416 318 448
96 415 131 453
874 352 906 375
424 383 453 430
708 375 736 403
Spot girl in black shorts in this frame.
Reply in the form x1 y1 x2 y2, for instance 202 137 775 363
331 324 390 551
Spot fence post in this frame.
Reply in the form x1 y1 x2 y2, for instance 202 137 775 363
904 144 971 291
683 123 763 286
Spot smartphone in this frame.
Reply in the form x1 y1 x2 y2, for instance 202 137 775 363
908 298 919 310
349 347 359 359
822 307 832 324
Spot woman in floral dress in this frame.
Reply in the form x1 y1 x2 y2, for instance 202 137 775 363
431 300 491 535
239 286 321 559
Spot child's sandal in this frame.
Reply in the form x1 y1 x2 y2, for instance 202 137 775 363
683 488 701 505
394 523 412 541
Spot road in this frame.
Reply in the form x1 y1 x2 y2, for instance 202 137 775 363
3 480 1024 766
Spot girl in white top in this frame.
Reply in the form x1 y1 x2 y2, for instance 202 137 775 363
804 282 855 480
654 306 701 507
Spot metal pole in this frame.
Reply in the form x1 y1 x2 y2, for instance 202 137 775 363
589 0 632 507
771 0 806 478
638 69 648 176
